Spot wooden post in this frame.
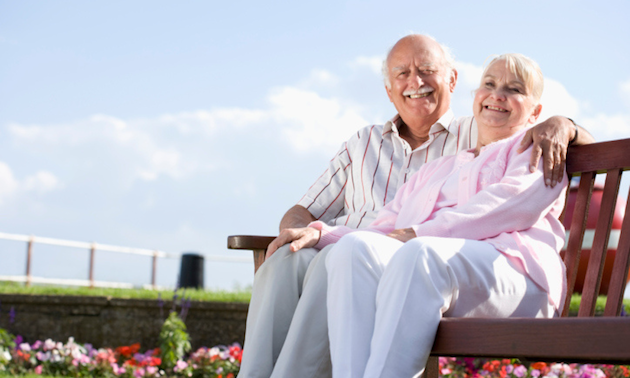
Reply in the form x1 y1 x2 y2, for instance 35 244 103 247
25 236 34 287
89 243 96 289
151 251 158 290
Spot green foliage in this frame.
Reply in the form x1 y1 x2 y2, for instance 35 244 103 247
568 294 630 316
159 312 191 370
0 329 15 350
0 281 251 303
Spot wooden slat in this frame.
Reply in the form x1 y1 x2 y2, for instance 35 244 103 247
430 318 630 364
227 235 275 250
578 169 621 317
566 139 630 174
561 172 594 317
604 184 630 316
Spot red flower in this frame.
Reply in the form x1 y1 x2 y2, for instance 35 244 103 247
16 350 30 361
531 362 547 371
116 343 141 359
229 345 243 362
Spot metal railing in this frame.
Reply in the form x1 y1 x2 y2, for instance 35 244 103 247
0 232 251 289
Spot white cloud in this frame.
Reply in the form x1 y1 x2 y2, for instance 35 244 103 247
0 163 61 205
620 79 630 109
538 79 582 123
23 171 62 194
6 56 627 195
0 162 19 204
8 115 202 182
454 61 484 90
581 113 630 141
350 56 384 75
269 86 369 154
299 69 339 88
155 108 268 135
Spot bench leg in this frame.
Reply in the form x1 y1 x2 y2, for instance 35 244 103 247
253 249 266 273
423 356 439 378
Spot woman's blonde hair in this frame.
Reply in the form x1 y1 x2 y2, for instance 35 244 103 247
481 53 544 101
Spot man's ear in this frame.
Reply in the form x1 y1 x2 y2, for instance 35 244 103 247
529 104 543 124
385 84 394 103
449 68 458 92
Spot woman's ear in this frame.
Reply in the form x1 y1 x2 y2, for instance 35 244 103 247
528 104 542 124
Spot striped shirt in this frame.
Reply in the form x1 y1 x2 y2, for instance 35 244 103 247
297 110 478 228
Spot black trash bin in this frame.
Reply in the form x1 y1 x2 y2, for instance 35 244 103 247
178 253 205 289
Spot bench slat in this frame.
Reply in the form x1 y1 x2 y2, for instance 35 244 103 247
561 172 594 317
431 318 630 364
579 169 622 316
604 187 630 316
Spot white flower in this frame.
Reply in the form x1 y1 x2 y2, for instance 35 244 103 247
43 339 56 351
0 349 11 363
19 343 31 352
209 347 220 357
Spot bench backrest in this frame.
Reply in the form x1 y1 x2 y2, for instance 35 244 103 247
562 138 630 317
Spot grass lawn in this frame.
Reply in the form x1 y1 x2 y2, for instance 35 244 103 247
1 280 630 314
0 281 251 303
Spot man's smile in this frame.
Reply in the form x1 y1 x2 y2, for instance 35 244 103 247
485 105 508 112
408 92 431 99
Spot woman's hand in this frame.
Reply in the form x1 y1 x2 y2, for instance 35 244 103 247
266 227 321 259
387 228 416 243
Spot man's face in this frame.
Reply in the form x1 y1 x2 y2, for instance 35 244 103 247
385 37 456 128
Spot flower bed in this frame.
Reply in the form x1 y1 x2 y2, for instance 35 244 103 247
439 357 629 378
0 331 241 377
2 334 630 378
1 308 630 378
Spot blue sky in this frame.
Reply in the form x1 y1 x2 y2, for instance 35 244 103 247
0 0 629 290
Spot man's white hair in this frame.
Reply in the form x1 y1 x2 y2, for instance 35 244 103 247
381 34 456 89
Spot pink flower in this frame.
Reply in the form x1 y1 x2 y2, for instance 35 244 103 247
146 366 158 375
134 367 146 378
111 363 126 376
19 342 31 352
34 365 43 375
173 360 188 372
513 365 528 378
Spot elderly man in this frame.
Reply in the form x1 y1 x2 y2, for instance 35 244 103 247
237 34 593 378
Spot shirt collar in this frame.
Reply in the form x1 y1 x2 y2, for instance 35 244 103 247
383 109 456 136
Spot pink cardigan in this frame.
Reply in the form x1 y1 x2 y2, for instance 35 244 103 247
310 129 568 310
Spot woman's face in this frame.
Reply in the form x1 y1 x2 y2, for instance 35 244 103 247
473 60 541 136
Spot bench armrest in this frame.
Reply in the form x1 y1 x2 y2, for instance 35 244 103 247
227 235 276 273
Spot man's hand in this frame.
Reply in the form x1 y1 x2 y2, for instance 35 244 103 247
517 116 575 188
387 228 416 243
266 227 321 260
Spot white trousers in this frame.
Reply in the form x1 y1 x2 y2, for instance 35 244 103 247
238 243 333 378
326 232 556 378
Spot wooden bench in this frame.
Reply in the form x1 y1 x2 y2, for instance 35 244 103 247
228 138 630 374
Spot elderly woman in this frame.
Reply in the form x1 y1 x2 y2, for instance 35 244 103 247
300 53 568 378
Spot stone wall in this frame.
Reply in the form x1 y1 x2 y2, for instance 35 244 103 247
0 294 248 349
